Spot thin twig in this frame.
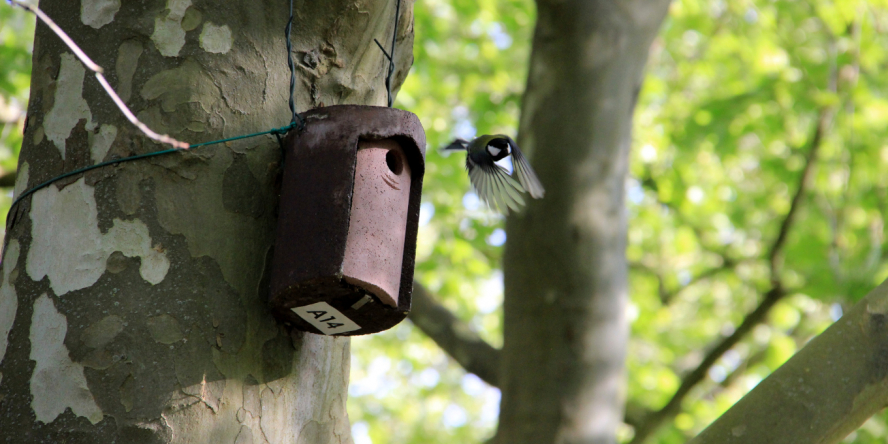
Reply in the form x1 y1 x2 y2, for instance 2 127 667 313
639 173 734 260
7 0 190 149
629 30 842 443
7 0 101 72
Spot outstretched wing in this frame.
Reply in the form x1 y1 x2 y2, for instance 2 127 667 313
467 154 526 214
503 136 545 199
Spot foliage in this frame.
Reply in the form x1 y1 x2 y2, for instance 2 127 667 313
629 0 888 442
0 7 32 225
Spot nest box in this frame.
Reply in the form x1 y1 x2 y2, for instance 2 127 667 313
269 105 426 335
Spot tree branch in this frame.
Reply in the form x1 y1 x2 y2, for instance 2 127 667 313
768 105 834 285
409 281 501 387
689 279 888 444
631 258 739 304
0 171 15 188
628 287 785 443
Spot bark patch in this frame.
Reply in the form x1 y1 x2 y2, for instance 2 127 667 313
44 53 95 160
26 178 170 295
81 315 126 349
114 40 143 102
81 0 121 29
222 154 264 218
146 314 184 344
12 162 28 199
200 23 232 54
150 0 193 57
90 124 118 163
29 294 104 424
0 239 20 383
141 60 220 114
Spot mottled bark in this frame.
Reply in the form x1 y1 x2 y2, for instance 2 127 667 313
0 0 413 442
498 2 670 444
689 278 888 444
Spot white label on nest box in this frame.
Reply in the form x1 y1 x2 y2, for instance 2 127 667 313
292 302 360 335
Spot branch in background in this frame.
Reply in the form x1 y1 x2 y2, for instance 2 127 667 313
0 171 15 188
640 174 730 258
768 105 835 285
630 259 738 304
409 281 500 387
709 312 809 395
716 348 766 390
628 287 785 443
629 102 834 444
689 280 888 444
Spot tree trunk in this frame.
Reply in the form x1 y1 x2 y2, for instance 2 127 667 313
498 1 670 443
0 0 413 442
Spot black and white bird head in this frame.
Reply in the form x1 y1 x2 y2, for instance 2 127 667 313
443 134 545 213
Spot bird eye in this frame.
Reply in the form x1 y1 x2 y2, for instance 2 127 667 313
385 149 404 175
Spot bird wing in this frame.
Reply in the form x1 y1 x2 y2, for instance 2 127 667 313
442 138 469 151
468 156 526 214
504 136 545 199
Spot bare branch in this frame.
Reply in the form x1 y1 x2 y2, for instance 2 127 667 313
630 258 739 304
409 281 500 387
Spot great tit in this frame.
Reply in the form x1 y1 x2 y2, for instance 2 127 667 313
443 135 545 213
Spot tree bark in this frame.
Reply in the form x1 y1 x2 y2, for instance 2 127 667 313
498 2 670 444
0 0 413 442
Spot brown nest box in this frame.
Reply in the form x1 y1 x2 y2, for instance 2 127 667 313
269 105 426 335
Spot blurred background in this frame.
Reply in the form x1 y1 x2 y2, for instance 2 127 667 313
4 0 888 442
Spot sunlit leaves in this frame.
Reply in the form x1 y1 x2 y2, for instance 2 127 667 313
631 0 888 442
0 7 32 221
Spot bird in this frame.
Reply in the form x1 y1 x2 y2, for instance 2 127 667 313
443 134 545 213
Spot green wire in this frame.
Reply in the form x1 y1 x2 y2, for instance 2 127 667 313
7 122 297 215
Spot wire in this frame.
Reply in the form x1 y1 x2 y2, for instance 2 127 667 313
3 0 306 216
374 0 402 107
7 124 296 213
285 0 305 130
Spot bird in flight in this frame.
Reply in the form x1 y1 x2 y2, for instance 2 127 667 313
443 135 544 213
